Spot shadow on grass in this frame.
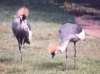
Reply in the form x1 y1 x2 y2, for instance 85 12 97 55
0 57 16 64
36 61 63 71
67 64 79 71
35 61 79 71
95 60 100 66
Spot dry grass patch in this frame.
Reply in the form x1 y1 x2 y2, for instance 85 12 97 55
0 25 11 33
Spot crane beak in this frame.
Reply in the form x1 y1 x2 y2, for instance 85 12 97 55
51 52 55 59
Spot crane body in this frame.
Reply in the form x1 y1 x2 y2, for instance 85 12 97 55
51 23 85 69
12 7 32 62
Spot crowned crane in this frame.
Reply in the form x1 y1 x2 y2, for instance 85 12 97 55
12 7 32 62
49 23 85 69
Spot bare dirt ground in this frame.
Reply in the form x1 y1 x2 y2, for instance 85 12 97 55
0 25 10 33
75 15 100 39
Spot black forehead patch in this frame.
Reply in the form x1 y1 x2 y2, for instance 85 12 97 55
22 15 26 20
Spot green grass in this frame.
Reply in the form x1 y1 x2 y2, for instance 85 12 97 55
0 23 100 74
0 4 100 74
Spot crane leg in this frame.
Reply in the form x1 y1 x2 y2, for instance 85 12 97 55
74 42 76 68
20 38 25 62
18 41 23 62
63 47 68 71
18 38 25 62
66 48 68 69
20 47 23 62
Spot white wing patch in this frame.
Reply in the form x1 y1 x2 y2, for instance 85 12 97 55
29 30 32 43
76 29 85 40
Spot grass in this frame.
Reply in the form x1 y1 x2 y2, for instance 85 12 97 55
0 4 100 74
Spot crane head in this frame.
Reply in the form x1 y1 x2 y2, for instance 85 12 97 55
48 42 60 59
20 15 26 21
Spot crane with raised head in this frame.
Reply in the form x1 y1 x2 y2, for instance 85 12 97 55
12 7 32 62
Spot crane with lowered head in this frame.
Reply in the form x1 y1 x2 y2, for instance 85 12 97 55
49 23 85 69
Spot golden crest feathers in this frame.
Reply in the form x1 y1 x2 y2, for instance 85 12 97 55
48 42 59 53
16 7 29 16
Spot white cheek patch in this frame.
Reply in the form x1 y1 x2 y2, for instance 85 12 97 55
29 30 32 43
21 20 28 29
76 29 85 40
